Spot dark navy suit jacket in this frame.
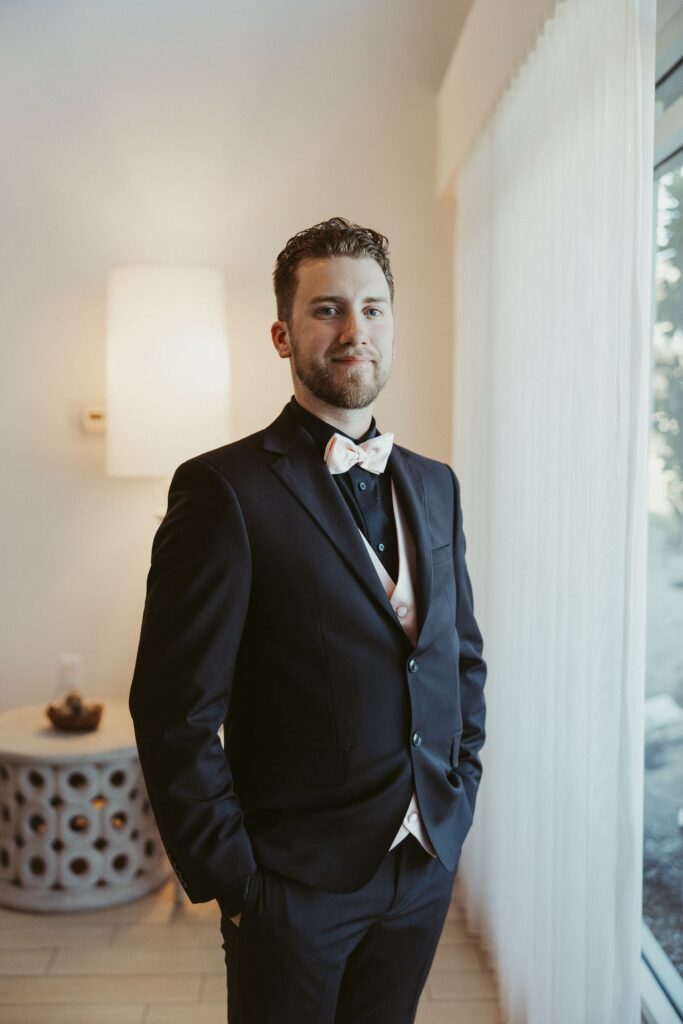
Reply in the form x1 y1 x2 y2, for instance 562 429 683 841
128 404 486 913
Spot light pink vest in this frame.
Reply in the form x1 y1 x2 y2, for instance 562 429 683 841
358 481 436 858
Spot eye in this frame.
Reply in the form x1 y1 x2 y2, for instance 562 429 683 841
315 306 339 317
365 307 383 318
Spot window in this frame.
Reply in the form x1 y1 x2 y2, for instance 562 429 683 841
643 4 683 1020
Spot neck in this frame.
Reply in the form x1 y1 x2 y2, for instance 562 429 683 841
292 386 373 439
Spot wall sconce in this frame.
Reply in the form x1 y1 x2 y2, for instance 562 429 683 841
105 267 230 513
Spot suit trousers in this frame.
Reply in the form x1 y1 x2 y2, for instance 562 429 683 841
218 834 459 1024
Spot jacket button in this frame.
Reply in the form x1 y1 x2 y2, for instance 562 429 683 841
447 768 459 787
408 658 419 673
412 731 422 746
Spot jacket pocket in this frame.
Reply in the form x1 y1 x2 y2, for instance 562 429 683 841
450 728 464 767
234 747 349 790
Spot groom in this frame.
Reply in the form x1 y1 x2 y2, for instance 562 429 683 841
128 216 487 1023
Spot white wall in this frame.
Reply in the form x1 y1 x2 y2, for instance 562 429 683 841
0 0 469 712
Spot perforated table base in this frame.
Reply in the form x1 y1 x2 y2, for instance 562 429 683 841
0 700 171 911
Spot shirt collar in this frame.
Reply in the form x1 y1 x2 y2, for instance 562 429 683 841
288 396 379 459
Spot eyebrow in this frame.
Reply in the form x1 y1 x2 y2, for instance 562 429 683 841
307 294 389 305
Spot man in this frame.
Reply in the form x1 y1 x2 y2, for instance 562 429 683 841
128 216 486 1024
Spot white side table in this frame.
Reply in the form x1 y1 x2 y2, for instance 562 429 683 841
0 698 171 911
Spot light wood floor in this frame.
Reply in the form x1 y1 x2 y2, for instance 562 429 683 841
0 876 503 1023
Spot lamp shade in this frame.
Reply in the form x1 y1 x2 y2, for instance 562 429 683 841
106 267 229 477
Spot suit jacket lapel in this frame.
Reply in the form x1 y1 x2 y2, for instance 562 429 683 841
388 445 433 643
263 407 402 629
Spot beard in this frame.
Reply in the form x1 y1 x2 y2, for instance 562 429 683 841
289 343 392 410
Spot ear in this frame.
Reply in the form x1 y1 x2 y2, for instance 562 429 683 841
271 320 291 359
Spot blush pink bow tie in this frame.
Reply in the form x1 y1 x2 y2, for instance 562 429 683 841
323 431 394 475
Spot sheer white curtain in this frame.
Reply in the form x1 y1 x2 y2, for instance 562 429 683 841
451 2 656 1022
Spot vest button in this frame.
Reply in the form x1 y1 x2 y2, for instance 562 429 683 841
412 731 422 746
358 481 367 491
408 658 419 673
377 542 385 552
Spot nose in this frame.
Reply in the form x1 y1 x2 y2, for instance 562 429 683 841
339 310 368 345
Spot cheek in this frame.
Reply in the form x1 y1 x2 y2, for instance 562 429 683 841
378 338 394 363
297 342 332 370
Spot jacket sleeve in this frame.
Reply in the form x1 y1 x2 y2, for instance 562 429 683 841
447 465 487 818
128 457 257 912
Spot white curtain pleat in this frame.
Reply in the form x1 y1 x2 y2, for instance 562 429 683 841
451 2 656 1022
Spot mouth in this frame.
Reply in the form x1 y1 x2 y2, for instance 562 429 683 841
332 357 374 365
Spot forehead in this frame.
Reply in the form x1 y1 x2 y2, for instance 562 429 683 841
293 256 390 304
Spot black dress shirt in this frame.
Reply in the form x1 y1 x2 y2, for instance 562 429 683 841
288 397 399 582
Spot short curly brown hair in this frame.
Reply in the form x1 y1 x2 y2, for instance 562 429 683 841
273 216 394 324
